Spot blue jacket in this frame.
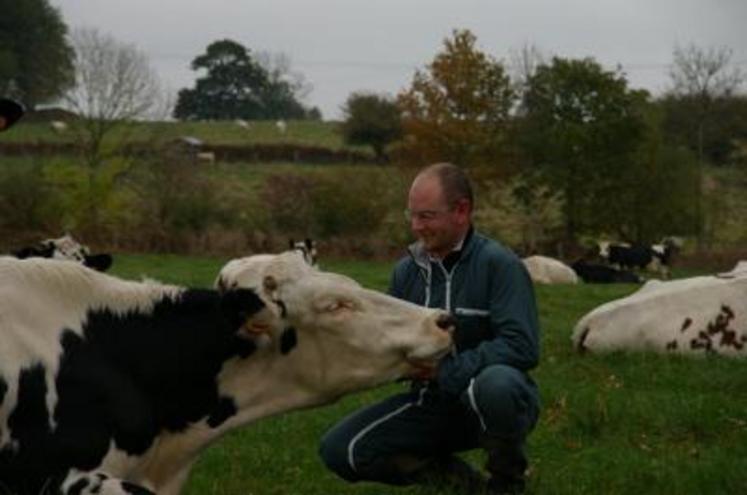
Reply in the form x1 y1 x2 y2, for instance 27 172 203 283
389 229 540 396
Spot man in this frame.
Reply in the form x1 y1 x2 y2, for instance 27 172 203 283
319 163 540 494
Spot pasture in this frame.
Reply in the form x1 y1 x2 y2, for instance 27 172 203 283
107 254 747 495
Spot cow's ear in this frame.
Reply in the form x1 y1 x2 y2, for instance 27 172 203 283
220 288 266 331
84 253 113 271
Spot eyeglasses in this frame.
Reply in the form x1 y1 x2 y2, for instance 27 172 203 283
404 208 452 222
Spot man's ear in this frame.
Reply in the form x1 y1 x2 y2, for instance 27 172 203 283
220 288 267 332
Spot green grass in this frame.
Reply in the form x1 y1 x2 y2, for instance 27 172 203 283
106 254 747 495
3 119 363 150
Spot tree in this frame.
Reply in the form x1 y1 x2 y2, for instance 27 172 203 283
667 44 745 165
340 92 402 162
0 0 74 108
256 51 320 119
665 43 745 247
173 39 314 120
397 29 516 170
62 27 166 235
520 56 650 240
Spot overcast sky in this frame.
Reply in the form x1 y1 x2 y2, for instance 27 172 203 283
53 0 747 120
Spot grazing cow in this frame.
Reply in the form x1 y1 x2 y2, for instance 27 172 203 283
290 238 318 267
276 119 287 134
12 234 112 271
50 120 68 133
572 261 747 356
196 151 216 163
571 260 642 284
0 253 452 494
522 255 579 284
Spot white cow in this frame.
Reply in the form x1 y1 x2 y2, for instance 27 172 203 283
50 120 68 132
522 255 579 284
0 253 453 494
572 261 747 356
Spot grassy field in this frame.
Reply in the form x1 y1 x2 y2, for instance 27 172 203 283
107 253 747 495
2 119 358 150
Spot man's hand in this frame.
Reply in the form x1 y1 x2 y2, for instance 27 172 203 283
406 359 438 381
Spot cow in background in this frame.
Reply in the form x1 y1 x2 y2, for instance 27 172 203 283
12 234 113 271
571 260 642 284
290 238 318 267
597 237 681 279
523 255 579 284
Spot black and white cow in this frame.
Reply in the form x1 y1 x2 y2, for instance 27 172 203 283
12 234 113 272
289 238 318 267
597 238 680 279
0 253 453 494
571 260 642 284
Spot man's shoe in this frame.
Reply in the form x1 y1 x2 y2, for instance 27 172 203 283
412 455 487 491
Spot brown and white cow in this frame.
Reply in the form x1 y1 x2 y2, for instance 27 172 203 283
522 255 579 285
572 261 747 356
0 253 453 494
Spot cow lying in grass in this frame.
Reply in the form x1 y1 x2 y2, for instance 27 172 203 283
522 255 579 284
0 253 453 494
572 261 747 355
12 233 113 271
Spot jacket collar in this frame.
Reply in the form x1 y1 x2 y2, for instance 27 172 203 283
408 226 476 271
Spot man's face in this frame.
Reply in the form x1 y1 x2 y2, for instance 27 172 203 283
407 174 468 259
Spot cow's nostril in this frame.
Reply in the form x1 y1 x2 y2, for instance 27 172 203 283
436 313 456 331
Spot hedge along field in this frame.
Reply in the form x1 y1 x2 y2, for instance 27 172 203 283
108 254 747 495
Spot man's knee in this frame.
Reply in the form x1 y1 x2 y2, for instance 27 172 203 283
319 429 358 482
466 365 539 436
319 429 421 485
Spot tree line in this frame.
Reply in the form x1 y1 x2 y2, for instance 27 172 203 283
1 1 746 253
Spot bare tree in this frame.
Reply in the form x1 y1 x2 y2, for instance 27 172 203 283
668 43 744 248
509 43 547 91
63 27 168 234
65 27 166 167
256 50 313 102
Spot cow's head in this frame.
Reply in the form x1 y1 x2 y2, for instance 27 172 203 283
12 234 112 271
217 251 453 398
289 238 318 267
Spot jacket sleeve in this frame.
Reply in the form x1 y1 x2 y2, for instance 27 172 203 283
436 254 540 395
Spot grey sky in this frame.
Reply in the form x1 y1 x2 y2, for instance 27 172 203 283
53 0 747 120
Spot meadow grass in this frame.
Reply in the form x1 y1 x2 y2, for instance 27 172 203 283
2 120 359 150
106 254 747 495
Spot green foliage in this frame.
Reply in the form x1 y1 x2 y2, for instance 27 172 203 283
520 56 652 240
397 29 516 170
259 169 392 239
173 39 312 121
340 92 402 161
659 94 747 165
308 171 388 237
0 157 51 233
475 172 565 254
0 0 74 108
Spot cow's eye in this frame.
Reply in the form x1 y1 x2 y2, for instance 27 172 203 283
321 299 356 313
